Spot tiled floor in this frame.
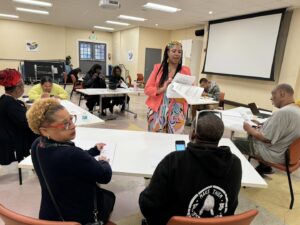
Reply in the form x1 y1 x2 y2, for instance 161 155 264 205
1 85 300 225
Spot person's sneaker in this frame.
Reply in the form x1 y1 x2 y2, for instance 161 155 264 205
256 164 274 175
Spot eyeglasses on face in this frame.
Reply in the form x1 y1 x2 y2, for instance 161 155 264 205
47 114 77 130
194 110 222 129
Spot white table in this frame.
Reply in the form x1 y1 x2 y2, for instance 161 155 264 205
187 97 219 106
60 100 104 126
19 127 267 188
76 88 139 118
220 107 271 133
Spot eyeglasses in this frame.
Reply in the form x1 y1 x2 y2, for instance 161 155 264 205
194 110 222 131
47 115 77 130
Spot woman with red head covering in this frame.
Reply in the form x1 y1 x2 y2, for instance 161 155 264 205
0 69 37 165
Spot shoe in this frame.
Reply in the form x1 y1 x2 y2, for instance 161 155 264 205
101 110 107 116
121 103 125 112
256 164 274 175
109 105 114 114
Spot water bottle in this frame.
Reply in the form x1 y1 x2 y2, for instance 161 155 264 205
82 112 88 121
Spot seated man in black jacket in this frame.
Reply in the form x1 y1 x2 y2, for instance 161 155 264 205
139 111 242 225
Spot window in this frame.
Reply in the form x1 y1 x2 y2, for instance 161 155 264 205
79 42 106 61
80 42 92 60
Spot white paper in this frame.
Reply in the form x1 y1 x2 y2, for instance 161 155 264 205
74 139 115 165
172 82 203 102
120 80 128 89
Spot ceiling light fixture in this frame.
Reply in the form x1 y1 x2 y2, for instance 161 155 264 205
106 20 130 26
209 11 213 14
16 7 49 14
94 25 114 31
143 2 181 13
118 15 147 21
0 13 19 18
13 0 52 7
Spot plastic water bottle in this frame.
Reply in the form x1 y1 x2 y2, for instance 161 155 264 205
82 112 88 121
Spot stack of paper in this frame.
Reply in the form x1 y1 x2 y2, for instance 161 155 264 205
166 73 204 102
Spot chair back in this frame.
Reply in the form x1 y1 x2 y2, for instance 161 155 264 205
125 75 132 87
137 73 144 82
167 209 258 225
288 137 300 165
218 92 225 109
0 204 80 225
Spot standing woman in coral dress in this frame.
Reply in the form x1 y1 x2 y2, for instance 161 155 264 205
145 41 191 134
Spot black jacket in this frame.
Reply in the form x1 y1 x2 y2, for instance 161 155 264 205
0 95 37 165
139 142 242 225
31 137 113 224
83 72 106 89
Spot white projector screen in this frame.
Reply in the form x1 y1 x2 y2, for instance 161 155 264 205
203 9 285 80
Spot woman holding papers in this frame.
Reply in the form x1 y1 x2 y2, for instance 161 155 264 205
26 98 115 225
145 41 191 134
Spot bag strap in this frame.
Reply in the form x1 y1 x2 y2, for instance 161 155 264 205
35 144 65 221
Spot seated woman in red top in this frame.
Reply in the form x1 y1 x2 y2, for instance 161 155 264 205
144 41 191 134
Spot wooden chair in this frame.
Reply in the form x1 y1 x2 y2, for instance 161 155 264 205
0 203 117 225
249 137 300 209
166 209 258 225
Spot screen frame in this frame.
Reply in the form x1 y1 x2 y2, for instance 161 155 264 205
202 8 286 81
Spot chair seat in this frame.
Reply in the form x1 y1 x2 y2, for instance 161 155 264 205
252 157 300 173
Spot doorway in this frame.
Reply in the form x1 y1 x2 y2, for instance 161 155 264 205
144 48 162 82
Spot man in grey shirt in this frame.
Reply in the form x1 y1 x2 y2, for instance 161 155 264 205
233 84 300 174
200 78 220 101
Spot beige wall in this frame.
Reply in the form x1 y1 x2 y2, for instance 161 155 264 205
138 27 170 77
65 28 113 69
0 20 65 70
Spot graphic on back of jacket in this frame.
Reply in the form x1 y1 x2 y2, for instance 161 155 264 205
187 185 228 218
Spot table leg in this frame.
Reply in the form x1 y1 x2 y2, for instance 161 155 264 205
18 168 22 185
124 94 137 118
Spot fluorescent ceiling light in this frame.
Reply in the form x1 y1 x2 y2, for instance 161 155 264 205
13 0 52 7
118 15 146 21
209 11 213 14
143 2 181 13
94 26 114 31
16 7 49 15
0 13 19 18
106 20 130 26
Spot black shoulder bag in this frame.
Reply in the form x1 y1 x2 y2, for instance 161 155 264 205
35 143 103 225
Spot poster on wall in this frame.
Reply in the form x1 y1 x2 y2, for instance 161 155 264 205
127 50 133 61
26 41 39 52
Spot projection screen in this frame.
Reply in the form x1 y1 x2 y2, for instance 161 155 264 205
203 9 285 80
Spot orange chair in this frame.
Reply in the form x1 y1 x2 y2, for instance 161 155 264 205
0 203 80 225
218 92 225 110
125 75 133 87
166 209 258 225
136 73 145 88
0 203 117 225
249 137 300 209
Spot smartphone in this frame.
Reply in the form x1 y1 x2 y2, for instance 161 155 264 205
175 140 186 151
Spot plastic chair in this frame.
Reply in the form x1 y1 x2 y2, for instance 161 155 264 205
68 74 84 106
136 73 145 88
166 209 258 225
0 203 117 225
0 203 80 225
249 137 300 209
218 92 225 110
125 75 133 87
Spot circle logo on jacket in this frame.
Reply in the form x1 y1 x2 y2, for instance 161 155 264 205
187 185 228 218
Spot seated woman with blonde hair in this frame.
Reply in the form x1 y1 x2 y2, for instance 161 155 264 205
26 98 115 224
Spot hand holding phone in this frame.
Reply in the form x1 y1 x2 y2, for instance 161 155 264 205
175 140 186 151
